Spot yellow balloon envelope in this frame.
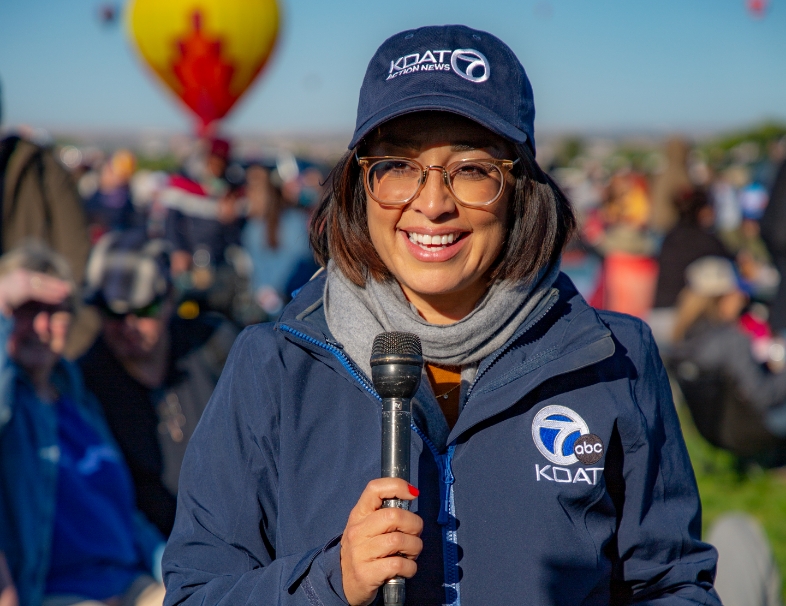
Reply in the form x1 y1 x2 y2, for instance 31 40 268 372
128 0 280 131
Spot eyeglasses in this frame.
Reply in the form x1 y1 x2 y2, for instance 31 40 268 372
356 154 519 207
100 298 164 320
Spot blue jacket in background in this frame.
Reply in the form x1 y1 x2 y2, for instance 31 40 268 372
0 315 163 606
241 208 313 299
163 272 720 605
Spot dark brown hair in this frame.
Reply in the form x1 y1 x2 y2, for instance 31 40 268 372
310 140 576 287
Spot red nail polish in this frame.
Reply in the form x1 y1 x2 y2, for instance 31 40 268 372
408 484 419 497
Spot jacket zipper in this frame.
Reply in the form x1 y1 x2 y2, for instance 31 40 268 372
410 424 455 526
278 325 377 396
411 424 459 604
279 324 455 519
280 324 460 602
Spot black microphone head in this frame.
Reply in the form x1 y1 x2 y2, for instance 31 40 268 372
371 331 422 360
370 331 423 399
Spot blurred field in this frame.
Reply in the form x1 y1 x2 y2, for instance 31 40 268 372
677 397 786 599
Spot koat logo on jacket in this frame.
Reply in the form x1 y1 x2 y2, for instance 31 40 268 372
531 405 605 486
386 48 490 83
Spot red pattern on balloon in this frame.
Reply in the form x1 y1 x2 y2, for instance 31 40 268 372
172 12 238 132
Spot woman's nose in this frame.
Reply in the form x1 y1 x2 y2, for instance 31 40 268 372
409 167 457 219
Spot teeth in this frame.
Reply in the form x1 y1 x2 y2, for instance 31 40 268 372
407 232 460 248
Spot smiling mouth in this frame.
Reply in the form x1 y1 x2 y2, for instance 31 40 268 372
406 231 466 251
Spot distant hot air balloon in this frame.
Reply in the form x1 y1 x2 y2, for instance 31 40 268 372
127 0 280 133
746 0 769 18
97 3 119 26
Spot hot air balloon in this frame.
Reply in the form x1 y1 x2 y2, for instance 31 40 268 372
127 0 280 133
97 3 119 27
746 0 769 18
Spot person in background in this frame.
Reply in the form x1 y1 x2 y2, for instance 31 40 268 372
83 149 140 243
162 137 243 277
0 89 89 286
707 513 782 606
595 169 655 256
733 206 779 301
761 152 786 332
590 170 658 318
709 166 746 242
78 230 237 536
0 82 97 359
0 241 165 606
240 164 315 317
670 256 786 467
649 136 693 235
649 189 728 349
655 189 728 309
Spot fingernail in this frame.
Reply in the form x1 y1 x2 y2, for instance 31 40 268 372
408 484 419 497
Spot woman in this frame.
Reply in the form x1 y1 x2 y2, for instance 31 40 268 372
163 25 719 605
241 164 315 316
671 256 786 466
0 242 165 606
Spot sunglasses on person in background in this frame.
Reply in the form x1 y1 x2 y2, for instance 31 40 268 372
100 298 164 320
356 154 519 208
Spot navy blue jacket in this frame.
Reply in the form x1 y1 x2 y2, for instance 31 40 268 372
162 273 720 605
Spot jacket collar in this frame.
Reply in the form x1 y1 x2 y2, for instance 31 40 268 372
278 273 338 350
449 274 614 441
277 270 615 442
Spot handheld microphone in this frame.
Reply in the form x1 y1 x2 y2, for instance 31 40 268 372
370 331 423 606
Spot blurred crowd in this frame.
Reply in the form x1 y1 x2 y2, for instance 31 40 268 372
70 135 324 326
552 130 786 468
0 125 326 606
3 115 786 605
551 131 786 604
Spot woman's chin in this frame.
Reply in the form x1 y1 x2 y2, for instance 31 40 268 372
397 274 486 306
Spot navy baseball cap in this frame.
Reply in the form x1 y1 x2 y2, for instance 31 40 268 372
350 25 536 152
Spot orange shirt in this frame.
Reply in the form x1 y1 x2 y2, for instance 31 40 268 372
425 363 461 429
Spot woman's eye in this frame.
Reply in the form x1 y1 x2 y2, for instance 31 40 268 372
376 161 418 178
453 163 493 180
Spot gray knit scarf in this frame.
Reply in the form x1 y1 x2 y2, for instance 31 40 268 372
324 260 559 447
325 260 558 378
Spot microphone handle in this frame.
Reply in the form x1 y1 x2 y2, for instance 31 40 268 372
381 396 412 606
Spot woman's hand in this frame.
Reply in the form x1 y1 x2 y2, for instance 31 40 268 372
340 478 423 606
0 269 71 317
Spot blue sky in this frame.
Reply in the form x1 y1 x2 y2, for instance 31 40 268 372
1 0 784 137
